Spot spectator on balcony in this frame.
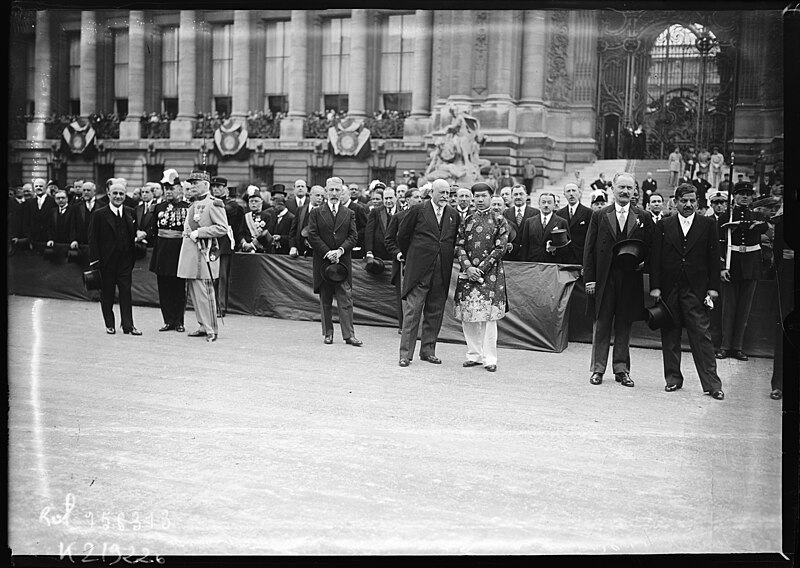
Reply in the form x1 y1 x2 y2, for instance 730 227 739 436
265 190 295 255
45 189 72 246
523 159 536 193
22 178 57 245
290 185 325 258
287 179 309 216
240 191 273 254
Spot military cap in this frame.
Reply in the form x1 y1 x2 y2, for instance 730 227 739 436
187 171 210 183
211 176 228 187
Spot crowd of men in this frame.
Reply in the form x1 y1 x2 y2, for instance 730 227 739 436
7 164 789 399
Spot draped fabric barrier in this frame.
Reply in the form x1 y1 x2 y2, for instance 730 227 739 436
7 246 776 357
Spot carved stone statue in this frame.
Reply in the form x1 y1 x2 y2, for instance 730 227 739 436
425 104 490 186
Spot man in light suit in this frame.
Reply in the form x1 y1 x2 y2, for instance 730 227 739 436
396 178 460 367
503 184 539 260
555 182 592 265
176 171 230 342
650 184 724 400
307 176 362 346
584 172 655 387
520 192 571 263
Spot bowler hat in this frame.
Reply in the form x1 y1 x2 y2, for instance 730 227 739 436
364 256 385 275
646 299 675 330
83 269 102 291
321 260 348 283
549 228 571 248
271 183 286 195
211 176 228 187
612 238 648 270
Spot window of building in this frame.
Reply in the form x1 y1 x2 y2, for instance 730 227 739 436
68 33 81 114
309 166 333 188
95 163 115 186
114 30 129 118
145 164 165 184
321 17 350 111
380 14 414 113
251 166 274 190
115 99 129 117
162 98 178 118
212 24 233 114
370 167 396 186
265 20 289 114
161 26 179 107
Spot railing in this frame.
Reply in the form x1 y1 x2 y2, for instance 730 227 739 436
303 110 348 139
90 113 121 139
246 111 283 139
303 110 407 140
141 113 172 139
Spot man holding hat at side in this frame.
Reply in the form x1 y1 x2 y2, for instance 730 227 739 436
307 176 363 346
715 181 768 361
649 183 724 399
177 170 230 342
584 172 654 387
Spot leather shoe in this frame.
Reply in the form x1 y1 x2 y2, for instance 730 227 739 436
188 329 207 337
715 349 728 359
105 327 116 335
344 337 363 347
323 335 333 345
463 360 482 368
159 324 174 332
398 358 410 367
731 350 748 361
589 372 603 385
710 390 725 400
770 389 783 400
175 325 185 333
485 365 497 372
616 372 635 387
420 355 442 364
124 327 142 336
665 384 682 392
206 334 217 343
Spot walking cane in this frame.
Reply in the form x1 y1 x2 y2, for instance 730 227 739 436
199 240 225 325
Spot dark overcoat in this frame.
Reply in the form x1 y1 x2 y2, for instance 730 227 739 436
307 204 358 293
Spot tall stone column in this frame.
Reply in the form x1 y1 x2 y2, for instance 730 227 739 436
487 11 514 102
281 10 309 139
172 10 197 139
520 10 547 105
121 10 145 139
79 11 98 118
231 10 251 121
28 10 53 140
404 10 433 138
347 9 369 118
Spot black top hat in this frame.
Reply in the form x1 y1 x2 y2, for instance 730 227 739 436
647 299 675 330
364 256 385 275
83 268 102 291
321 260 348 283
549 228 571 248
612 238 648 270
211 176 228 186
271 183 286 195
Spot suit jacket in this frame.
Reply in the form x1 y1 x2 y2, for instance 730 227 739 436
307 203 358 293
289 203 316 256
220 197 244 254
176 194 230 280
88 205 137 268
46 206 73 243
135 200 156 242
266 209 295 255
365 205 397 261
68 200 97 245
23 195 57 242
396 201 460 299
344 199 369 256
556 203 591 265
286 196 309 216
503 204 540 260
520 213 571 263
583 204 655 321
651 214 721 307
384 208 410 285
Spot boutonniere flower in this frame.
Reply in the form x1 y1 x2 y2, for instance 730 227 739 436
637 218 644 228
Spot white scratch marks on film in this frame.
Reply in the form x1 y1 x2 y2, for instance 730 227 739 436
30 298 51 501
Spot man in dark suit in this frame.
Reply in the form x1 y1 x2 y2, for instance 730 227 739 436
290 185 325 258
503 184 539 260
69 181 99 250
365 187 397 263
211 176 243 316
7 185 26 243
307 176 362 346
650 184 724 399
265 191 295 255
520 192 571 263
134 184 157 253
45 189 72 245
385 187 422 334
396 178 460 366
453 187 475 224
584 172 655 387
641 172 657 208
88 182 144 335
286 179 309 216
555 182 591 265
340 184 369 259
23 178 57 244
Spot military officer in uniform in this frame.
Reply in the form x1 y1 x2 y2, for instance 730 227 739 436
210 176 242 316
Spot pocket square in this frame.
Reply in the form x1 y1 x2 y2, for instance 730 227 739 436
579 220 586 225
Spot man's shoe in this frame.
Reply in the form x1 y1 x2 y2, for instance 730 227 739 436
770 389 783 400
463 360 482 368
715 349 728 359
731 350 748 361
175 325 185 333
206 334 217 343
589 373 603 385
159 324 174 332
106 327 116 335
665 384 682 392
344 337 363 347
323 335 333 345
710 390 725 400
399 358 410 367
420 355 442 364
616 372 635 387
188 329 207 337
485 365 497 372
124 327 142 336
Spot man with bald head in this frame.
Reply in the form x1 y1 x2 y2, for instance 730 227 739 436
287 179 309 215
23 177 57 244
556 181 592 265
395 178 460 367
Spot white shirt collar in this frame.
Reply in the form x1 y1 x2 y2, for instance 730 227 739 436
277 209 287 219
616 203 630 214
541 212 551 223
110 203 123 216
680 213 695 226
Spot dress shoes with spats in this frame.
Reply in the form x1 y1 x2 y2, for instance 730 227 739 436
589 373 603 385
323 335 333 344
665 384 682 392
420 355 442 364
615 372 635 387
159 324 174 332
344 337 363 347
398 359 410 367
106 327 116 335
123 327 142 336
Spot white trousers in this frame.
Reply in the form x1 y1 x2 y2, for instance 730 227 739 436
462 320 498 366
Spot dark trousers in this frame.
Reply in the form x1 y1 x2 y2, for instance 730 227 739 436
157 274 186 327
319 280 355 339
590 271 633 374
400 255 447 360
394 272 403 331
523 178 534 193
214 254 232 315
99 255 134 331
772 257 794 391
720 278 758 351
660 283 722 392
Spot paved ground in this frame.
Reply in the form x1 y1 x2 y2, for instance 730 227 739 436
8 296 783 555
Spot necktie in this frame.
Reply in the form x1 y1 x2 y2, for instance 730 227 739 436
332 205 337 216
617 209 627 232
516 208 523 227
435 206 442 224
570 207 575 219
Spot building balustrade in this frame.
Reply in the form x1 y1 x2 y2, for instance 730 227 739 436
140 113 173 139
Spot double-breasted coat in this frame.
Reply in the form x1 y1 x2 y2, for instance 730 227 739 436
176 193 230 280
307 204 358 293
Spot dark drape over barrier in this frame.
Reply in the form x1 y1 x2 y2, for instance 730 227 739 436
7 246 776 357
